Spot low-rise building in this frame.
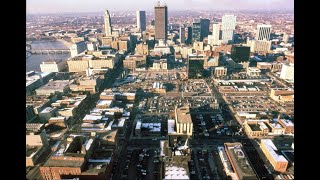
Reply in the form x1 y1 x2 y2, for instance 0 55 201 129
123 54 146 70
70 75 104 94
256 62 272 70
35 80 70 96
39 107 58 122
270 88 294 102
260 139 288 173
246 67 261 77
278 119 294 134
26 124 49 167
214 67 227 77
244 120 269 137
153 59 168 70
224 143 257 180
40 59 66 72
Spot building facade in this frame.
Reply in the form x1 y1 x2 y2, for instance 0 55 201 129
154 2 168 41
70 41 87 58
104 10 112 36
136 11 146 32
40 59 66 72
221 15 236 44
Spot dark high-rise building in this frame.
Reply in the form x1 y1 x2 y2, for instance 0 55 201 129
136 11 146 32
180 26 186 44
192 18 210 42
151 19 155 26
187 27 192 44
154 1 168 41
200 19 210 41
187 54 207 79
231 45 251 62
192 19 201 42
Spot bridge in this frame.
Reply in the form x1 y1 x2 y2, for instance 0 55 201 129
29 49 70 54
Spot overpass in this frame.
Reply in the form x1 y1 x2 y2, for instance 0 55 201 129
30 49 70 54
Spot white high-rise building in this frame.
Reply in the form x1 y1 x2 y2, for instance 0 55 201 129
221 15 236 44
280 63 294 81
256 25 272 41
180 26 186 44
70 41 87 58
210 23 221 46
136 11 146 32
283 33 290 43
104 10 112 36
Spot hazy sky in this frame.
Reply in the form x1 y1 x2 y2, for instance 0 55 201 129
27 0 294 14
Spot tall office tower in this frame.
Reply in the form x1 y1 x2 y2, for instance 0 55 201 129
256 24 272 41
180 26 186 44
104 10 112 36
192 18 210 42
136 11 146 32
200 19 210 41
187 26 193 44
211 23 221 45
154 1 168 41
221 15 236 44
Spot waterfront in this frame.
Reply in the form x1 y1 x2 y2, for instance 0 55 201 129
26 40 71 72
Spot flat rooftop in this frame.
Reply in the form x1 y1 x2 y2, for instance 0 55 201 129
37 80 69 90
225 143 257 179
176 106 192 124
261 139 288 162
164 161 190 180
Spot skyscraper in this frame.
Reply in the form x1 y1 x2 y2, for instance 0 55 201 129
200 19 210 41
221 15 236 44
256 25 272 41
154 1 168 41
192 18 210 42
136 11 146 32
104 10 112 36
211 23 221 46
187 27 192 44
180 26 186 44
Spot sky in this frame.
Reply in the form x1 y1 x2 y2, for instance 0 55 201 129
27 0 294 14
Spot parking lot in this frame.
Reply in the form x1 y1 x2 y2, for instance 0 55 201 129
121 148 160 180
226 95 285 113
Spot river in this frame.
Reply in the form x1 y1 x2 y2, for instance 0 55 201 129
26 40 71 72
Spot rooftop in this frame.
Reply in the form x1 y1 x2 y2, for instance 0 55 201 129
261 139 288 162
279 119 294 127
225 143 256 178
37 80 69 90
164 161 190 180
176 106 192 124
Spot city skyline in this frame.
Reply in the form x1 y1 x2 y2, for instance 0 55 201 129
27 0 294 14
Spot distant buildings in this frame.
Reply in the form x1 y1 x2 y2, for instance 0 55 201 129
70 41 87 58
104 9 112 36
136 10 146 32
221 15 236 44
40 59 66 72
154 1 168 41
